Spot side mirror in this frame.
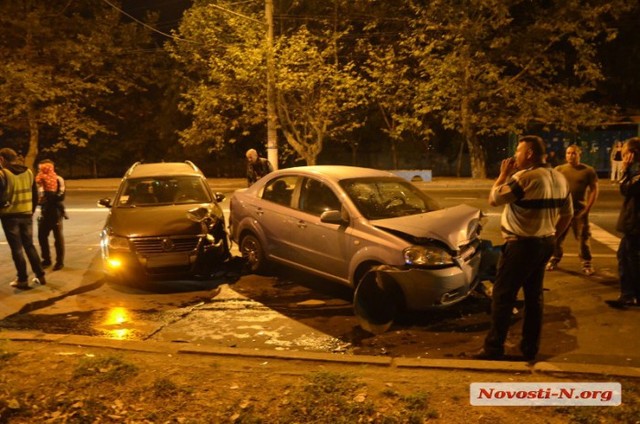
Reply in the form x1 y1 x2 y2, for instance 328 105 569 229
320 210 347 225
215 192 225 203
97 198 112 208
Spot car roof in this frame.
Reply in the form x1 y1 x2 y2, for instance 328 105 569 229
275 165 399 181
124 161 205 179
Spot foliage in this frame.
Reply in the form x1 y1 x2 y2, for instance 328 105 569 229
1 0 637 175
170 1 368 166
169 0 635 175
403 0 635 177
274 27 368 165
167 0 266 152
0 0 158 169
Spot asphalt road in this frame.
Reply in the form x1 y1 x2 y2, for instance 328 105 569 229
1 178 638 369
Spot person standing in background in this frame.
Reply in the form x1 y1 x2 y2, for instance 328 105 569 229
35 159 66 271
546 145 599 276
0 148 47 289
246 149 273 186
610 141 624 183
606 137 640 308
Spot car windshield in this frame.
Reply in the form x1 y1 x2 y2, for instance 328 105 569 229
339 177 441 220
115 176 211 207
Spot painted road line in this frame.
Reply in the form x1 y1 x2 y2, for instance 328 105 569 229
590 223 620 253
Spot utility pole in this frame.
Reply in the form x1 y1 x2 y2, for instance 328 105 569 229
265 0 278 170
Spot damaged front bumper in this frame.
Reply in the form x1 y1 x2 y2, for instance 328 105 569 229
354 240 500 334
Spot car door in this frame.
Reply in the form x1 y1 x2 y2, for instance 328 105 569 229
287 177 352 281
254 175 299 262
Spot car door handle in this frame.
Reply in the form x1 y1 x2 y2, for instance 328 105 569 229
256 208 264 216
297 220 307 228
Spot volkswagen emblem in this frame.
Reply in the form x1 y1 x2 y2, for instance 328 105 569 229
161 238 175 252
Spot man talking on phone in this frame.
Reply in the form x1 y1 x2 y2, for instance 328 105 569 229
471 135 573 362
606 137 640 308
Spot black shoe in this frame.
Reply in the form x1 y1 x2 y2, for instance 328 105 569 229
53 263 64 271
41 260 52 268
33 275 47 286
462 348 504 361
605 296 637 309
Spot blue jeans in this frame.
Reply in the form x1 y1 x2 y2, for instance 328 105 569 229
617 235 640 300
1 215 45 282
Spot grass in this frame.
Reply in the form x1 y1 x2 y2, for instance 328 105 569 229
251 371 438 424
72 354 138 383
0 350 18 363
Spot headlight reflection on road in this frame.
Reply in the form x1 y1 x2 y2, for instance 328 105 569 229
101 307 133 340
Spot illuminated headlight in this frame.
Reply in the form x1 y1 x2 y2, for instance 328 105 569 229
404 245 454 267
107 235 131 251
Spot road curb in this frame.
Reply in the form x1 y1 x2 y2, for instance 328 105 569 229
2 330 639 379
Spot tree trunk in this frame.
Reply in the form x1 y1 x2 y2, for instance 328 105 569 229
455 138 464 177
466 135 487 179
281 129 321 166
459 56 487 179
24 108 39 169
391 139 398 169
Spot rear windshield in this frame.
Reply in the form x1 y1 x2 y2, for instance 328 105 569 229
115 176 211 207
339 177 441 219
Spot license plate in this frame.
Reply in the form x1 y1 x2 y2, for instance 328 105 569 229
146 254 189 268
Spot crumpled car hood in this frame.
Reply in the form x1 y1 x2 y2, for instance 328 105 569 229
373 204 482 250
108 206 203 237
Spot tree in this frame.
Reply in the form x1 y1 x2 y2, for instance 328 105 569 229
274 27 367 165
167 1 267 153
0 0 156 169
363 45 426 169
169 1 368 166
405 0 634 178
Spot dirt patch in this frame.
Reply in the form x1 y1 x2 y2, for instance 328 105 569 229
1 339 638 423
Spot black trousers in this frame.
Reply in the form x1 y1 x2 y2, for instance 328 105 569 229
38 215 64 265
484 236 554 358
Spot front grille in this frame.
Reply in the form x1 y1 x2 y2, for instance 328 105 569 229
131 236 199 255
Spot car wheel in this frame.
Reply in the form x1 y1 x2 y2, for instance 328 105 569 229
240 233 267 273
353 265 404 335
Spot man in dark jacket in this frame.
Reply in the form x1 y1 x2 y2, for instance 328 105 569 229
606 137 640 308
246 149 273 186
0 148 47 289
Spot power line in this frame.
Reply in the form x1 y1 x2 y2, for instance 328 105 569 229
100 0 200 44
207 2 265 26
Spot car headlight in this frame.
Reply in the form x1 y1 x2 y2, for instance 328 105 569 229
404 245 454 267
107 235 131 251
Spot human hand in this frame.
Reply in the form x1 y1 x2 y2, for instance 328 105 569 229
500 157 517 177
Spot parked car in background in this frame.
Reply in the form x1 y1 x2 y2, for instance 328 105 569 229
229 165 490 333
98 161 230 283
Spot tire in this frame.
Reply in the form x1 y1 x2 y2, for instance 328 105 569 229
239 233 267 274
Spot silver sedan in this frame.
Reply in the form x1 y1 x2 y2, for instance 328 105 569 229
229 166 489 332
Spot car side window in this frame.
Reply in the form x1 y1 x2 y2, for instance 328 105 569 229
298 178 341 216
262 176 295 207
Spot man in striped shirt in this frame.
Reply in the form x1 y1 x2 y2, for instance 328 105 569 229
474 135 573 362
